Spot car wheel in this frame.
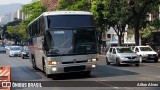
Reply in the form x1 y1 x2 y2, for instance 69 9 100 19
22 55 25 59
154 58 158 63
106 57 110 65
116 58 120 66
140 56 143 62
135 64 140 67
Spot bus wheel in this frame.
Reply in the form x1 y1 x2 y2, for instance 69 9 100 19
43 61 52 78
84 71 91 77
32 58 38 70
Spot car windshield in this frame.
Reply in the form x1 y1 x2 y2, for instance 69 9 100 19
23 47 29 51
24 49 29 52
117 48 133 53
10 47 21 51
140 47 153 51
44 28 97 56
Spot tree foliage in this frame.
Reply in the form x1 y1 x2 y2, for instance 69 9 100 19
6 23 28 43
2 20 21 39
106 0 132 46
57 0 90 11
21 1 47 25
128 0 160 45
91 0 107 33
91 0 132 46
5 1 47 43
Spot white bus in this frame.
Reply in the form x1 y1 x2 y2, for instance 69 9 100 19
28 11 98 78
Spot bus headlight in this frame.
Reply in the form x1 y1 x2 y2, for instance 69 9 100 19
88 58 98 62
92 65 96 68
48 61 60 65
52 67 57 71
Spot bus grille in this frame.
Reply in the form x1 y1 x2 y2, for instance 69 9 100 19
62 60 87 64
64 65 86 72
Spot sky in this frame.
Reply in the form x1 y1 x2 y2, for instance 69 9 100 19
0 0 32 5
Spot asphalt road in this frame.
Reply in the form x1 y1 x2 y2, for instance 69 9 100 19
1 52 160 90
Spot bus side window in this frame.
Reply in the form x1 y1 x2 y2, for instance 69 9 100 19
42 36 48 53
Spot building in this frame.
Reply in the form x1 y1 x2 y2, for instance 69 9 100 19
12 9 30 21
104 27 136 48
0 14 11 25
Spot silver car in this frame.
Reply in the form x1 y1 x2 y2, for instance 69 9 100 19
9 46 21 57
106 47 140 66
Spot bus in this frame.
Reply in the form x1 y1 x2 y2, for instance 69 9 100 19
28 11 98 78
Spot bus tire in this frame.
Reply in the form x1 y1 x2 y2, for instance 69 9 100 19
32 58 38 70
43 60 52 78
84 71 91 77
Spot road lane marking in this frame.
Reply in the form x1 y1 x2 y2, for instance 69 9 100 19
95 80 119 89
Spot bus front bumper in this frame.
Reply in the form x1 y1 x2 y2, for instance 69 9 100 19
45 62 97 74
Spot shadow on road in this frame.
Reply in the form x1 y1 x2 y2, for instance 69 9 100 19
141 60 160 63
90 65 139 78
50 65 139 80
11 66 42 81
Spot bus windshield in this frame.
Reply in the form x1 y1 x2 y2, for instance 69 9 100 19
47 15 94 28
44 29 97 55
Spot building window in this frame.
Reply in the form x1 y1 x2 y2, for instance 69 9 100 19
107 34 111 38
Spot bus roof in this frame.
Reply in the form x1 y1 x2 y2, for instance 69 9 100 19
42 11 93 16
28 11 93 26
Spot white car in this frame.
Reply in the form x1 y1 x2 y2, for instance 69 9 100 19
106 47 140 66
9 46 21 57
133 46 158 62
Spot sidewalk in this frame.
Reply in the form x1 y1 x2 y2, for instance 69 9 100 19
98 51 106 61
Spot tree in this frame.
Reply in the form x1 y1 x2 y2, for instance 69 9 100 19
91 0 107 46
21 1 47 25
151 18 160 30
105 0 132 46
42 0 58 11
2 19 21 39
91 0 106 33
128 0 160 45
57 0 90 11
6 23 28 43
91 0 132 46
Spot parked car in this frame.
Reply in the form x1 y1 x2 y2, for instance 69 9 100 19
0 46 6 53
133 46 158 62
157 48 160 58
9 46 21 57
130 46 135 51
21 46 29 59
106 47 140 66
4 44 11 50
